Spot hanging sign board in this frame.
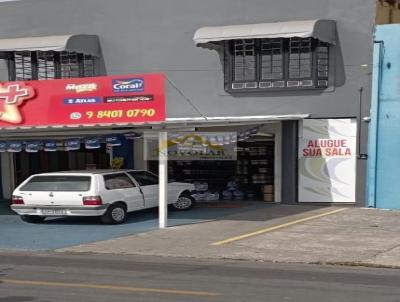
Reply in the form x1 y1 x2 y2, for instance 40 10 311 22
0 74 165 128
298 118 357 203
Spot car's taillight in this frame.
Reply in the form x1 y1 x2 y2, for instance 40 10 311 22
12 195 24 205
83 196 102 206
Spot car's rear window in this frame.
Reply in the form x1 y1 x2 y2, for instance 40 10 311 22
19 176 91 192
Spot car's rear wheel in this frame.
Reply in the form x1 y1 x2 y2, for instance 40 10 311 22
101 203 127 224
20 215 45 223
171 194 194 211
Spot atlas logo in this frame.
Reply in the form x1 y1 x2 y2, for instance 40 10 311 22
64 97 102 105
112 78 144 93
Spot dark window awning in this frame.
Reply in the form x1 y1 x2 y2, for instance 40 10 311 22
0 34 101 56
193 19 336 49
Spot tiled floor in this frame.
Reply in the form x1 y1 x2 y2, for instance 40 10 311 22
0 201 266 250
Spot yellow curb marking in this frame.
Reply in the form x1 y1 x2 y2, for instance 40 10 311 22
212 208 347 246
1 279 221 297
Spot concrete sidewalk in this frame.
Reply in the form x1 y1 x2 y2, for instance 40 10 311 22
59 204 400 268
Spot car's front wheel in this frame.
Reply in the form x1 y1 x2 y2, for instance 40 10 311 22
101 203 127 224
171 194 194 211
20 215 45 224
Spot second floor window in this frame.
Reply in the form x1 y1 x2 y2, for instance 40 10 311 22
226 37 330 92
9 50 97 81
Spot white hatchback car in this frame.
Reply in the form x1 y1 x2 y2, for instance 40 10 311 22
11 170 195 224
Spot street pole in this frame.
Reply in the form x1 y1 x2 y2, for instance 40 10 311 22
158 131 168 228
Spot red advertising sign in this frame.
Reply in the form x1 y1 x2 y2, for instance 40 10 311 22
0 74 165 128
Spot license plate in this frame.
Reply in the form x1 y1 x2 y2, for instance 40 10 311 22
41 209 67 215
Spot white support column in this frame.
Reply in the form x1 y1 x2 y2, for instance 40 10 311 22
158 131 168 229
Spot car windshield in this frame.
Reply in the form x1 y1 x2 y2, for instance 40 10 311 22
19 175 91 192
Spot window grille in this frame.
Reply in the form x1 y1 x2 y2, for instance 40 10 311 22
82 54 96 77
233 39 256 82
288 37 312 80
316 42 329 87
227 37 330 91
7 50 98 81
15 51 33 81
0 58 8 81
37 51 56 80
60 51 80 78
260 39 284 81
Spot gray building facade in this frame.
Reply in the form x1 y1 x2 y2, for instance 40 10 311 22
0 0 376 205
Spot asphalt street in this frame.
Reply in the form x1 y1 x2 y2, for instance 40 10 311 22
0 252 400 302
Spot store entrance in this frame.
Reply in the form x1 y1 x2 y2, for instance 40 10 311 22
149 138 275 202
14 147 110 186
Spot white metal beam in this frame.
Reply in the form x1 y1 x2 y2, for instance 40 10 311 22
158 131 168 228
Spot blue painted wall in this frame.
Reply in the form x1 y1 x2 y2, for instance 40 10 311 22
368 25 400 209
112 136 134 169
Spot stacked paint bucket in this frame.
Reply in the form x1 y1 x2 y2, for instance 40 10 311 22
262 185 274 202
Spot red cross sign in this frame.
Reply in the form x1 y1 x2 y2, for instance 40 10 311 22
0 82 36 124
0 83 35 105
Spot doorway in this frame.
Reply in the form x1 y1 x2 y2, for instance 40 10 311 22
14 147 110 186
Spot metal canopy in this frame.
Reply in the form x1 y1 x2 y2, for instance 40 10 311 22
0 114 310 135
0 34 101 56
193 19 336 49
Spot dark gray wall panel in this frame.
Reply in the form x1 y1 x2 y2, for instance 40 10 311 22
281 121 298 204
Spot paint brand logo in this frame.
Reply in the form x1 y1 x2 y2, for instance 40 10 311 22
64 97 103 105
65 83 98 93
112 78 144 93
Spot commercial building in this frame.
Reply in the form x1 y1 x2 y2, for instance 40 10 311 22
0 0 376 207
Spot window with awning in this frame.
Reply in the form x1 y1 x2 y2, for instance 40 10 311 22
0 35 102 81
193 20 336 92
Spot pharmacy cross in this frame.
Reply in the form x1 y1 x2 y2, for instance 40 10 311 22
0 82 35 125
0 83 32 104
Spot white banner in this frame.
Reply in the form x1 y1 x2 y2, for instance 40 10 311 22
298 119 357 203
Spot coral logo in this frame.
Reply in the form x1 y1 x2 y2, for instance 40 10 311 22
112 78 144 93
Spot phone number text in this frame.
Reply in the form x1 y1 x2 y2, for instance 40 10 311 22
85 109 156 119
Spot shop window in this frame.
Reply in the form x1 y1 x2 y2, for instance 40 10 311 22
6 50 98 81
226 38 330 92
